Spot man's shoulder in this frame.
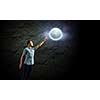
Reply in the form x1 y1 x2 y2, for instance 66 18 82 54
24 47 35 51
23 47 29 52
24 47 28 50
32 47 35 50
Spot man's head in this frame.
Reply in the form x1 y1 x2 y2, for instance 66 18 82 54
27 40 34 47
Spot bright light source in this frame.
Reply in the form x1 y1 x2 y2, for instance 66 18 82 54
49 28 63 41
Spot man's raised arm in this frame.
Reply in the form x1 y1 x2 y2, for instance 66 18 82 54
35 36 48 50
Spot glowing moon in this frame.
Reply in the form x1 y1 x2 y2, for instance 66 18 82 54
49 28 63 41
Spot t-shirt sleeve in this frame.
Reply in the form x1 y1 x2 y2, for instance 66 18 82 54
22 48 27 56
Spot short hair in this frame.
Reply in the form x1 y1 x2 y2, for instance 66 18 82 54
27 40 32 45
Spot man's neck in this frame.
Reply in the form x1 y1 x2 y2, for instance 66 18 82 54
27 46 32 49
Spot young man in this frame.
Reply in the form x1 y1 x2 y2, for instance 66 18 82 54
19 36 48 79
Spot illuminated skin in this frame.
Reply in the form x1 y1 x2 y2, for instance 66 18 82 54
19 36 48 70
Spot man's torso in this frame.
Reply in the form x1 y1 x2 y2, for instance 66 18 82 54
23 47 35 65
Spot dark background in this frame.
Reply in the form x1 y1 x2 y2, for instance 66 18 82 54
0 20 99 80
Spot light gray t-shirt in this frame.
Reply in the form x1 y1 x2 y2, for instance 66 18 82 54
23 47 35 65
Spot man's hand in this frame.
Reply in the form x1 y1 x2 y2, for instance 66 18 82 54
44 36 48 42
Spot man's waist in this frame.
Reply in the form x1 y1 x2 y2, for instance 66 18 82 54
24 64 34 66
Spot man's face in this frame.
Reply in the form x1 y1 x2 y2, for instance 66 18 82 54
30 41 34 47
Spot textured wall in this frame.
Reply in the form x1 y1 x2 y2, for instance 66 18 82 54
0 20 80 79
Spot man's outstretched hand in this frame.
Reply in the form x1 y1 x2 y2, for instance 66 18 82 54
44 36 48 42
35 36 48 50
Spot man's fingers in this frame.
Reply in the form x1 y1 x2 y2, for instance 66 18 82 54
45 36 48 41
